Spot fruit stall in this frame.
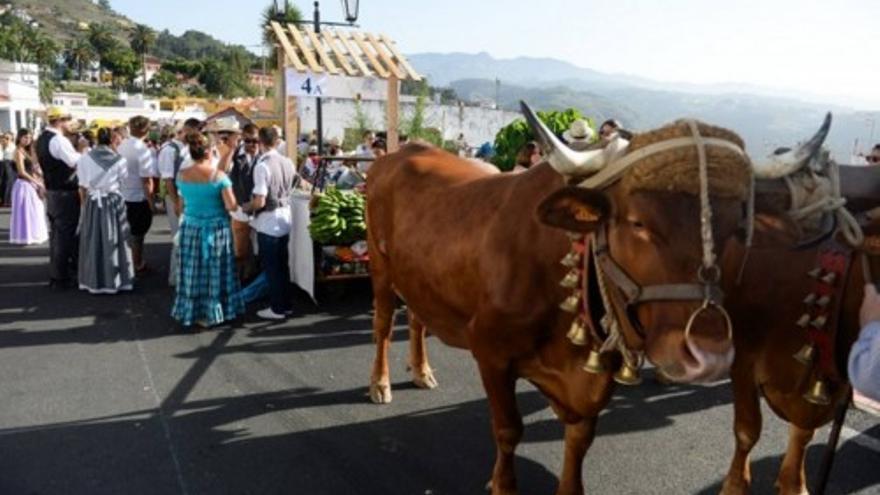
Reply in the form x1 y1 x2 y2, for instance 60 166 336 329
308 187 369 281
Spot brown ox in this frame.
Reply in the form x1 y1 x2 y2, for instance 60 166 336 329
366 108 752 494
719 116 869 495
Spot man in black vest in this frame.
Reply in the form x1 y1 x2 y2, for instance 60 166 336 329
38 107 83 290
228 123 261 281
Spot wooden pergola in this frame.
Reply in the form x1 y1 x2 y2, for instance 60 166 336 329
268 21 422 157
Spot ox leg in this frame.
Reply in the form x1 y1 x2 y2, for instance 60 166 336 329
721 380 762 495
556 416 598 495
407 310 438 390
775 424 814 495
478 364 523 495
369 280 396 404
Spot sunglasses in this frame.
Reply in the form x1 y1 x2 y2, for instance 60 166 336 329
868 156 880 163
243 138 258 144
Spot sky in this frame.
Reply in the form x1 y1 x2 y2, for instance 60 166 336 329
109 0 880 109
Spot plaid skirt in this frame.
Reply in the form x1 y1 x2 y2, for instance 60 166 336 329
171 215 244 327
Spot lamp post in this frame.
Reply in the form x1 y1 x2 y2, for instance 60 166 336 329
282 0 359 159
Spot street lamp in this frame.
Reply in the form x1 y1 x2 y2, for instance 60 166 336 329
342 0 359 24
286 1 361 158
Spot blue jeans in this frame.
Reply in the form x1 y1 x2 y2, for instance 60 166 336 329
257 232 292 314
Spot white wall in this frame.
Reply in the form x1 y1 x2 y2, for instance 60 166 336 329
296 97 520 147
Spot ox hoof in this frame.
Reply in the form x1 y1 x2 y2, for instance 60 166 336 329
369 382 392 404
412 368 439 390
485 480 517 495
719 478 749 495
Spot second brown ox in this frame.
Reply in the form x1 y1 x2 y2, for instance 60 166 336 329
366 105 753 495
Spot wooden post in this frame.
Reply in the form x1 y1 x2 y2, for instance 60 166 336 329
277 51 298 164
386 75 399 152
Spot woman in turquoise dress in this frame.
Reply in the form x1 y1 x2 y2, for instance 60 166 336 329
171 131 244 328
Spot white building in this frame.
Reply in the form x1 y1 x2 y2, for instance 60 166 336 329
50 90 205 124
0 61 44 132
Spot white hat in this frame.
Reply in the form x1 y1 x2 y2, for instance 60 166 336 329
562 119 595 145
205 116 241 133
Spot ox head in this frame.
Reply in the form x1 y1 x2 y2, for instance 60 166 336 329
525 102 752 383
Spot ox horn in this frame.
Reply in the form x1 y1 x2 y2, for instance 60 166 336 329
752 112 832 179
520 101 607 176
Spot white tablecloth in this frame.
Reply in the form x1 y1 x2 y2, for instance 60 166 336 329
288 191 315 301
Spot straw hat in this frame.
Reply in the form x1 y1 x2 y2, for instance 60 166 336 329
46 106 72 122
562 119 595 148
205 117 241 133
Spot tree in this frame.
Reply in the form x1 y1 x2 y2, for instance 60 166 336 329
129 24 156 94
66 37 95 81
261 1 302 66
103 47 140 89
402 85 441 145
0 13 59 67
88 23 117 83
149 69 178 91
98 0 113 11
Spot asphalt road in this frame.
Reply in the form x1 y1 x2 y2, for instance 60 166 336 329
0 208 878 495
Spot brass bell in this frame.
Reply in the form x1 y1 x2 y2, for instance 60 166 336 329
582 349 607 374
821 272 837 285
559 293 581 313
566 317 587 346
803 293 817 305
614 363 642 386
803 378 831 406
796 313 811 328
559 269 580 289
816 295 831 308
810 315 828 329
560 251 581 268
792 343 816 365
807 268 822 279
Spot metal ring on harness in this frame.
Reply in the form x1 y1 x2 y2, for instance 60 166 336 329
684 299 734 343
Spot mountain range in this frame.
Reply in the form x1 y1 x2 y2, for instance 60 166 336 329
409 52 878 162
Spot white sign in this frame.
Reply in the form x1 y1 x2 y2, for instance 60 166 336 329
285 69 387 101
286 71 328 97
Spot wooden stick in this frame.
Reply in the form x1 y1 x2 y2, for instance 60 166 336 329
269 21 306 72
351 31 390 78
813 390 851 495
386 76 399 152
380 34 421 81
332 29 372 77
366 33 405 80
287 23 323 73
322 30 356 76
305 28 339 75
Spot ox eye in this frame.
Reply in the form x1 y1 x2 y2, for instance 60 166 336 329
628 219 646 230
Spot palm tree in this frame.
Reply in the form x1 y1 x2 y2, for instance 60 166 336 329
261 1 302 68
87 23 116 84
66 37 95 81
129 23 156 93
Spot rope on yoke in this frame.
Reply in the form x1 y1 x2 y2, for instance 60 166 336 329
784 159 863 248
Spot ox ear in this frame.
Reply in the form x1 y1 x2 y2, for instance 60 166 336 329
537 187 611 232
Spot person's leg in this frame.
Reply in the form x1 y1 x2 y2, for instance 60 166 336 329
240 271 269 304
61 192 81 282
277 234 291 313
45 191 65 284
258 233 288 316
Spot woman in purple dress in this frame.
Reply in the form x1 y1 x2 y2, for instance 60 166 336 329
9 129 48 245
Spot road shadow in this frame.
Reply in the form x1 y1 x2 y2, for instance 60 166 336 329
695 423 880 495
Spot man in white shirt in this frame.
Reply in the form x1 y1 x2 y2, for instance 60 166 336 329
243 126 295 320
37 107 83 289
118 115 156 273
0 132 16 206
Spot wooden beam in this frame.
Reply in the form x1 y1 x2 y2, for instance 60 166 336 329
386 75 399 152
287 23 323 73
305 29 339 75
351 31 390 78
380 34 421 81
321 30 356 77
269 21 307 72
332 29 372 78
366 33 406 80
278 49 298 163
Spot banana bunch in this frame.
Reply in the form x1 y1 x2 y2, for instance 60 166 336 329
309 187 367 245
